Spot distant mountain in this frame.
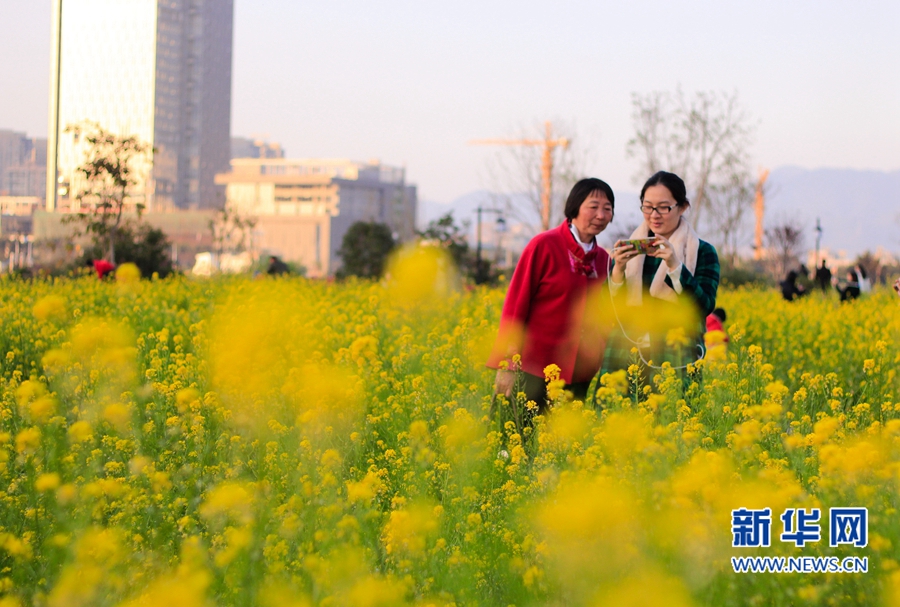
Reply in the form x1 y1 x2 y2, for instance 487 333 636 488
417 190 501 231
765 166 900 257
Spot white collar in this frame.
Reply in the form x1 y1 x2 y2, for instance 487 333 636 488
568 222 594 253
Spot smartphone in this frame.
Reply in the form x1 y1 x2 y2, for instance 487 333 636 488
622 238 657 253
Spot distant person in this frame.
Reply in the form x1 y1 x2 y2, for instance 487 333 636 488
838 269 861 302
705 307 727 335
780 270 808 302
266 256 289 276
86 258 115 280
893 277 900 300
815 260 832 292
704 307 729 361
856 264 871 294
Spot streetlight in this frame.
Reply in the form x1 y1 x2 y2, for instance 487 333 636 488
815 217 823 269
475 206 506 284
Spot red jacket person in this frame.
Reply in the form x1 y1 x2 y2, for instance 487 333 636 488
487 178 614 409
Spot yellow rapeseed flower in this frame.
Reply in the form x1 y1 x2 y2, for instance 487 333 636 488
15 427 41 455
68 421 94 443
32 294 67 322
200 481 256 526
102 403 132 433
382 501 441 558
384 244 457 307
35 472 61 492
115 262 141 284
346 471 384 503
26 395 57 425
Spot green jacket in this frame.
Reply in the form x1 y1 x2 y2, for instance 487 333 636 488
599 239 720 377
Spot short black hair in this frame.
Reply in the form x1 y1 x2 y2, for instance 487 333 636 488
640 171 689 207
564 178 615 220
712 307 726 322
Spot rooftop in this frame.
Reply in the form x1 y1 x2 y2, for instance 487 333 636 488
222 158 406 185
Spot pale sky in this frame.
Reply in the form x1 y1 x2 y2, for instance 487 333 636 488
2 0 898 205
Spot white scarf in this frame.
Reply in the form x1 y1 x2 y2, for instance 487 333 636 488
624 217 700 306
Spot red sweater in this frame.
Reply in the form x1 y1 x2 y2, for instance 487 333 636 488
705 313 729 341
93 259 115 279
488 221 610 383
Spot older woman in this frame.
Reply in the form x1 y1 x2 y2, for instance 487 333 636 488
601 171 719 380
488 178 615 408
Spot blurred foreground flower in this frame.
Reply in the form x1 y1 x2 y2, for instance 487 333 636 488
384 244 458 308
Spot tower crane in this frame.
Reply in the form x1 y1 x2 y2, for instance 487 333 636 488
754 168 769 260
470 121 569 231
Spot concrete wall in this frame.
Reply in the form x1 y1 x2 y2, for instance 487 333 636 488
254 215 329 277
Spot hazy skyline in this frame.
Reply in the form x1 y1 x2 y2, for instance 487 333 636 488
2 1 899 206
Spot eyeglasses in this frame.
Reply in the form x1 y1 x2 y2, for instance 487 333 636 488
640 204 675 216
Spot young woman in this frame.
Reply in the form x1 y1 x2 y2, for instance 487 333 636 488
600 171 720 382
488 178 615 408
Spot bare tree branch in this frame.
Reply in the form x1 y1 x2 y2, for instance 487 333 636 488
627 89 755 231
766 218 806 279
707 168 753 265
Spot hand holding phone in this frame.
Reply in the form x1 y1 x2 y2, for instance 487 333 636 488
622 238 657 254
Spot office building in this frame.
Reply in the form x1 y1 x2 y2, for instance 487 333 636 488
0 131 25 195
216 159 417 277
0 131 46 198
47 0 233 212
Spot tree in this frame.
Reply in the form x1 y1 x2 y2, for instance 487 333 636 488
336 221 395 279
418 212 505 284
417 212 471 270
79 222 174 278
766 219 806 279
707 171 754 266
64 122 152 264
627 89 755 230
209 206 257 259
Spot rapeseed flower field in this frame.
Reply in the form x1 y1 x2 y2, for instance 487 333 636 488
1 253 899 606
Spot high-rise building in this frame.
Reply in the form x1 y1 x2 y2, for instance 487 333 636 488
46 0 233 212
0 130 46 198
0 131 30 195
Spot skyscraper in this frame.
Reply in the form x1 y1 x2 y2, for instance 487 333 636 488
0 130 46 198
46 0 233 212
